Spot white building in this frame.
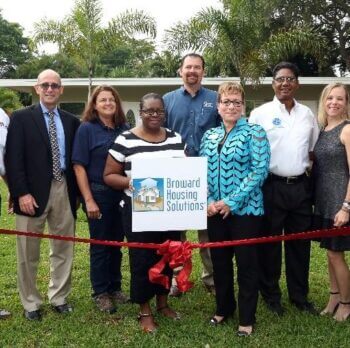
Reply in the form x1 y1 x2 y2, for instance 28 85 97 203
1 77 349 123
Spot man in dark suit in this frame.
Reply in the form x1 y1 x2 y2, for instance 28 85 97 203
5 69 80 320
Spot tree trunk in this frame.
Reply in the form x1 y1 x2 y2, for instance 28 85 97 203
88 63 93 99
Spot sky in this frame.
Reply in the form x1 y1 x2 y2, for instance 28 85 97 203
1 0 222 52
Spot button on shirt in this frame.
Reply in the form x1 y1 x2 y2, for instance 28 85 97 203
0 108 9 176
164 86 220 156
41 103 66 171
249 96 319 177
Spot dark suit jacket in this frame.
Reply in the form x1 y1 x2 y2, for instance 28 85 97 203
5 104 80 218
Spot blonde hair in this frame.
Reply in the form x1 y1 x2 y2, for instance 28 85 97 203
318 83 350 128
217 82 245 103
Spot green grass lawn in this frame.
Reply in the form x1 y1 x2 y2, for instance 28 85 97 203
0 180 349 347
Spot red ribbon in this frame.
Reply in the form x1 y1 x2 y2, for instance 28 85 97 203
2 226 350 294
148 240 193 292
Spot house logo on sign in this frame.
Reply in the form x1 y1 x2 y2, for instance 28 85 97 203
133 177 164 212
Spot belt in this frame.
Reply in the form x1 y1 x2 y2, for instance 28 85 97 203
90 182 110 191
268 173 307 184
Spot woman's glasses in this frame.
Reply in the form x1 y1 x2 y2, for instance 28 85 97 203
220 100 243 107
141 109 165 117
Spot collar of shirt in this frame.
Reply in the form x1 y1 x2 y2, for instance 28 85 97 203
40 102 59 117
272 96 299 113
96 117 116 130
181 85 203 97
95 118 129 133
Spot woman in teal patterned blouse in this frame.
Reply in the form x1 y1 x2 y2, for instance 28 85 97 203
200 82 270 336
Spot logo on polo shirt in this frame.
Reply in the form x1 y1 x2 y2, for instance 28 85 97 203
203 101 214 108
272 117 282 126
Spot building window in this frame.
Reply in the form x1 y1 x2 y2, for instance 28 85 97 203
126 109 136 127
60 102 85 118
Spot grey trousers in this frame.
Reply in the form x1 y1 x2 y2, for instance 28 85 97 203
16 177 75 311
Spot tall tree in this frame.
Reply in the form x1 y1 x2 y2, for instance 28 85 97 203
0 10 31 78
14 53 88 79
146 51 181 77
33 0 157 96
273 0 350 75
98 38 156 77
164 0 327 83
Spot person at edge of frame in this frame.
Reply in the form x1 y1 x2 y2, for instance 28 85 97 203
0 106 11 319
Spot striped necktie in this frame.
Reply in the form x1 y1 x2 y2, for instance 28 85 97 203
48 111 62 181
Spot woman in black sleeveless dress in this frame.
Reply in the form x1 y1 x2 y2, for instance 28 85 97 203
313 83 350 321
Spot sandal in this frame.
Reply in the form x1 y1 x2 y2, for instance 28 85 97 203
237 325 253 337
137 312 158 333
209 315 227 326
157 305 181 320
320 291 340 316
334 301 350 322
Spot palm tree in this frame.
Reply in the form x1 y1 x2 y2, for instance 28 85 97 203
33 0 156 96
163 0 327 83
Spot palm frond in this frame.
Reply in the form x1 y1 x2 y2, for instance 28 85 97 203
108 10 157 39
261 26 328 69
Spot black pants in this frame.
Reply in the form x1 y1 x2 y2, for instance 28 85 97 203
259 176 312 304
208 214 262 326
120 197 180 304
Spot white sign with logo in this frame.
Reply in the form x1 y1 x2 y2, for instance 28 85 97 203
131 157 207 232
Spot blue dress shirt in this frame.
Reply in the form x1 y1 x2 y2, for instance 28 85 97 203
41 102 66 170
164 86 220 156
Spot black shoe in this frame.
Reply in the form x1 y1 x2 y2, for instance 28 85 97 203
266 301 284 316
24 309 42 321
292 301 317 315
53 303 73 314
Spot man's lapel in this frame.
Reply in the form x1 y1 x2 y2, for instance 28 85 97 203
32 104 50 148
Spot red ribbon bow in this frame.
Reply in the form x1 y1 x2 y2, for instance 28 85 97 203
148 240 193 293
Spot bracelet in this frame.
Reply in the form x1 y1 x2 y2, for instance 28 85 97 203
342 201 350 211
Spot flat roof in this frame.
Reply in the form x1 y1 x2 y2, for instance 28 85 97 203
1 76 349 94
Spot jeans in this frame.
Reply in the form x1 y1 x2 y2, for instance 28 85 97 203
86 183 124 297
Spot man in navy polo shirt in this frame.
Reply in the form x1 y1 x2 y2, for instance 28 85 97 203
164 53 220 296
